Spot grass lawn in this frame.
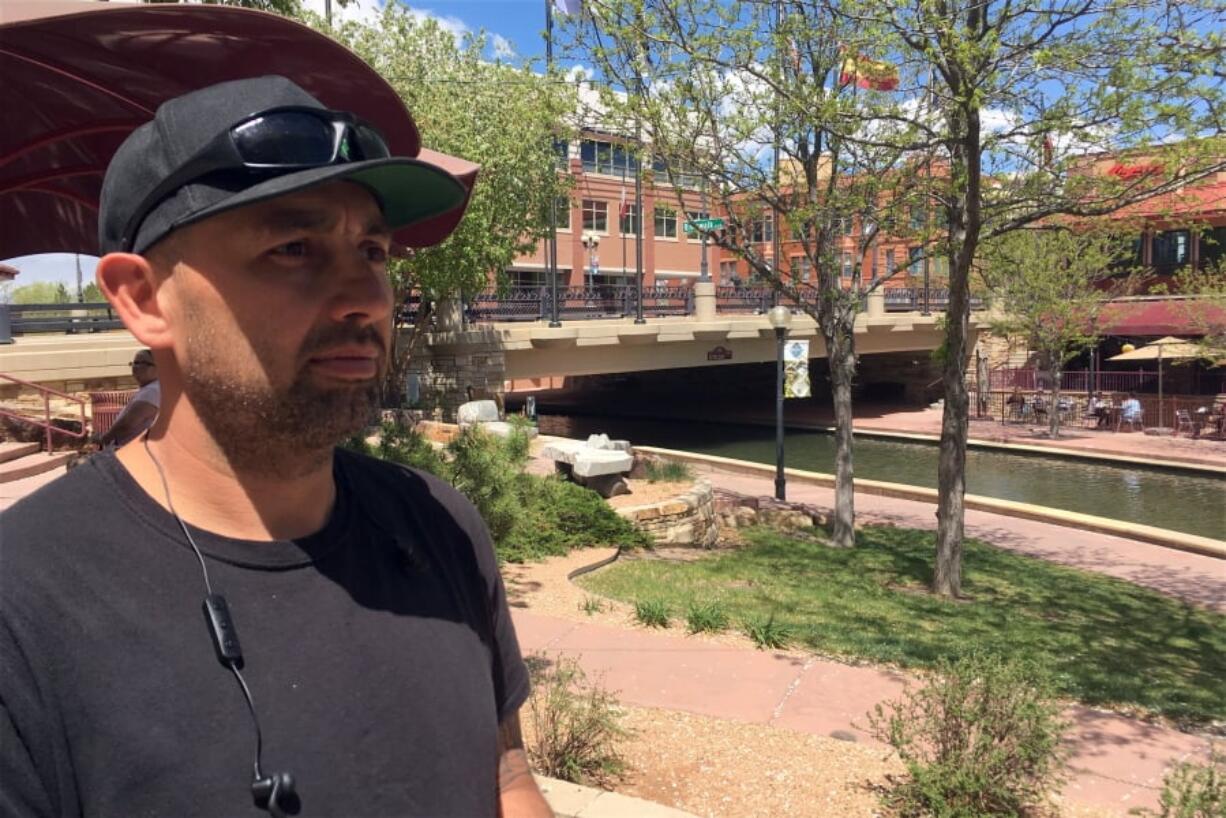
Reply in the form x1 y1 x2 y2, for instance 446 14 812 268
577 525 1226 726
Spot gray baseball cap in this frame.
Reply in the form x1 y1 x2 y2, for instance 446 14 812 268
98 75 468 254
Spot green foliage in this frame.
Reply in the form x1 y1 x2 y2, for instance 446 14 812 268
869 654 1070 818
446 426 527 546
11 281 71 304
1132 748 1226 818
579 596 606 616
351 420 646 563
644 459 694 483
685 600 729 634
633 599 671 628
577 526 1226 725
501 473 650 563
743 612 793 650
524 655 630 787
80 282 103 303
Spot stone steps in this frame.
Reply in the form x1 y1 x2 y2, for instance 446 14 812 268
0 450 75 484
0 441 40 464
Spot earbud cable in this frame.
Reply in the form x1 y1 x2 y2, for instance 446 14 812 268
142 433 268 782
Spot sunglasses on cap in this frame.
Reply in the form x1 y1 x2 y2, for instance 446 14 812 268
120 107 392 251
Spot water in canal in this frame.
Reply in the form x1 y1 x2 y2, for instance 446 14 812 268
536 413 1226 541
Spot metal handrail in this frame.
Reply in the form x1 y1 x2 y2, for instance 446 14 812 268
0 372 88 452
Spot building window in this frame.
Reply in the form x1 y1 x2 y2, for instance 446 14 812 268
750 213 774 244
553 138 570 170
719 260 739 284
910 206 927 231
885 249 897 275
654 205 678 238
582 199 608 232
841 251 853 279
552 196 571 231
1201 226 1226 267
652 157 702 188
580 139 638 176
791 255 812 283
619 203 639 235
1152 229 1190 267
840 216 854 236
908 246 923 276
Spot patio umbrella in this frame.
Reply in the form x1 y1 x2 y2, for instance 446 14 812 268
1108 336 1205 428
0 1 479 259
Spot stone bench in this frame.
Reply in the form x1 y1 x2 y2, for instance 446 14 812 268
541 434 633 497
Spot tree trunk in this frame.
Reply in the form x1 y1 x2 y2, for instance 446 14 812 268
1048 364 1062 439
384 300 433 408
933 89 982 599
826 318 856 547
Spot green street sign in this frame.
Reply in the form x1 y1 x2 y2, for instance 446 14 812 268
683 217 725 235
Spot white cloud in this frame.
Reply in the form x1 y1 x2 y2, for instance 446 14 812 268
491 34 515 60
399 4 470 43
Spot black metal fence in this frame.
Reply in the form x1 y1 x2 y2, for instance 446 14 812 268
2 302 123 336
463 286 695 323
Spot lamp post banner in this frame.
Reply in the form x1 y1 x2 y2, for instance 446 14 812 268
783 339 810 398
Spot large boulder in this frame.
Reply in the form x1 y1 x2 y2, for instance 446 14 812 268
541 439 634 477
456 399 500 426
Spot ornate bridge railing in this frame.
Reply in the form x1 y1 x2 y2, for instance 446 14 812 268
464 286 695 323
395 284 986 328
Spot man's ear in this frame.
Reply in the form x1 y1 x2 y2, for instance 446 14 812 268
96 253 172 350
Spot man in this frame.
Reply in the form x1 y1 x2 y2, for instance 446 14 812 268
94 348 160 447
1121 391 1144 426
1 76 551 817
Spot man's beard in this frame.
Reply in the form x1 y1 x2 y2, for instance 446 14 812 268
182 321 385 477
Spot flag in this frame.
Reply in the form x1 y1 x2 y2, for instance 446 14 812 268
619 186 629 218
553 0 582 15
838 53 899 91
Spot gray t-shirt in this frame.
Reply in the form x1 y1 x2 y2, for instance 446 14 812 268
0 449 529 817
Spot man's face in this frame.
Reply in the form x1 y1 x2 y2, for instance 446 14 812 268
153 180 393 469
131 351 157 386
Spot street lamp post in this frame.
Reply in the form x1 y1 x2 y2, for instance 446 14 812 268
767 304 792 500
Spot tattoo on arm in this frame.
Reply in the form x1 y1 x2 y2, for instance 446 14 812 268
497 714 534 792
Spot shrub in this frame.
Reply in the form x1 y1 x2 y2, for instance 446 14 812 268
500 474 651 563
644 459 694 483
1132 748 1226 818
580 596 605 615
357 420 647 563
633 599 670 628
743 612 793 649
446 426 526 546
524 654 629 786
868 653 1070 818
686 600 729 634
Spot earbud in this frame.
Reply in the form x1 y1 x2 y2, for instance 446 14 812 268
252 771 298 817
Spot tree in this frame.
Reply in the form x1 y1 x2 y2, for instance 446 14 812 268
825 0 1225 596
10 281 71 304
569 0 927 547
311 7 577 404
978 226 1136 438
81 282 103 303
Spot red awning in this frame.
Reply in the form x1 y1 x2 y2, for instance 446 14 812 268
0 1 477 258
1097 299 1226 337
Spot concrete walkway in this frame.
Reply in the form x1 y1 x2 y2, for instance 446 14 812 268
514 459 1224 816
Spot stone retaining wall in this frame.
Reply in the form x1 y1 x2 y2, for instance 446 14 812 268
616 480 718 547
404 331 507 422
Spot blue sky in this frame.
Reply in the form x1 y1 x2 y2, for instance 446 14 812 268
3 0 556 290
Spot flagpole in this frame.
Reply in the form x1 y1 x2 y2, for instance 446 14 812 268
545 0 562 327
921 66 932 317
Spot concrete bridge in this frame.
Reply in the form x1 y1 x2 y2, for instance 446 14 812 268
0 287 983 417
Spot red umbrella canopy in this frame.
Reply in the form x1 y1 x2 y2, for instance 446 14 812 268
0 0 477 258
